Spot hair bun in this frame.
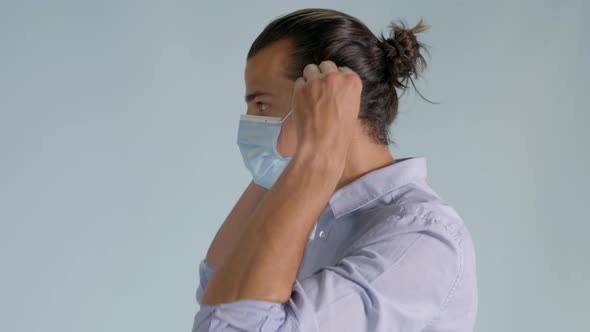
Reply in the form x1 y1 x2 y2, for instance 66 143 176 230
380 18 430 88
384 37 406 58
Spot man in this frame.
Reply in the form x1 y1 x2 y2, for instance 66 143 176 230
192 9 478 332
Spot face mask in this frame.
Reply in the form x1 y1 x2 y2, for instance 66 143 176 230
236 111 293 189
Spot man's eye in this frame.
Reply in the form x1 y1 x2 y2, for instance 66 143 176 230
256 102 269 112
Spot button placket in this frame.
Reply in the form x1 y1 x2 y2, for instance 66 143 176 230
316 212 340 240
312 204 333 240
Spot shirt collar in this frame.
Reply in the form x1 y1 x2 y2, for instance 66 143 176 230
328 156 428 219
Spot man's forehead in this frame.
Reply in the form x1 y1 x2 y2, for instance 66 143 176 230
244 39 292 89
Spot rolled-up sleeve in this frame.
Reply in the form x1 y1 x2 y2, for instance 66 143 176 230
192 216 463 332
195 259 217 306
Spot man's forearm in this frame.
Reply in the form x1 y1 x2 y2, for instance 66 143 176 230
205 181 268 267
201 147 344 304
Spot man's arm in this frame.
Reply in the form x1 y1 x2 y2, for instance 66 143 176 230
205 180 267 267
201 146 343 304
201 62 362 305
195 180 267 305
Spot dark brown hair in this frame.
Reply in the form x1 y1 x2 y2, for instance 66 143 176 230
247 8 432 145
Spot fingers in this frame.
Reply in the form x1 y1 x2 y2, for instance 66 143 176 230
293 76 306 93
302 64 322 82
338 66 353 75
297 61 361 92
318 61 338 75
338 66 362 88
302 60 340 82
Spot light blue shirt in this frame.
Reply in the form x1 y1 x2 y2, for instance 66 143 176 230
192 157 478 331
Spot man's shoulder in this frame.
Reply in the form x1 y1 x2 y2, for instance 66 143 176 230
358 181 470 246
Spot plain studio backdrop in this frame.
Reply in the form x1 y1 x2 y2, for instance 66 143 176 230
0 1 588 331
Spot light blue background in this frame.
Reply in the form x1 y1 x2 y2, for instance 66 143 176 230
1 1 588 331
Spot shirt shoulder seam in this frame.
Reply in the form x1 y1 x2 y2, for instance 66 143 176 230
424 217 465 327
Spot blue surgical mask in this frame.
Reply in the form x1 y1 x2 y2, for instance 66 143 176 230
236 111 293 189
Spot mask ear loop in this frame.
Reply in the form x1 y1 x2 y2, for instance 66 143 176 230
274 109 293 161
281 110 293 123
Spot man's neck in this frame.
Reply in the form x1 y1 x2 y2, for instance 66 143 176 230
335 142 395 191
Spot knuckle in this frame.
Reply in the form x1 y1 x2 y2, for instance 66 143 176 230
324 71 340 84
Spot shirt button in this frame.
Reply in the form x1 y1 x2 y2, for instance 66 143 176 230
318 230 327 238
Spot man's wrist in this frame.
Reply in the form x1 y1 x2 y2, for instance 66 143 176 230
293 143 346 179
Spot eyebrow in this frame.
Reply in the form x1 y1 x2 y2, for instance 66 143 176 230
244 90 273 103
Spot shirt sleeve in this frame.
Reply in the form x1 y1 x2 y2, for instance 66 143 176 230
195 259 217 306
191 215 463 332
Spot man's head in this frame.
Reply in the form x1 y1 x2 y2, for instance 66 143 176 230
244 38 299 158
244 8 430 158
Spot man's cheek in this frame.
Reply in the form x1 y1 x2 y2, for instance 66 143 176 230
277 125 297 158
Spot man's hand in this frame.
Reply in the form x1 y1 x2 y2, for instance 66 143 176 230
291 61 363 176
